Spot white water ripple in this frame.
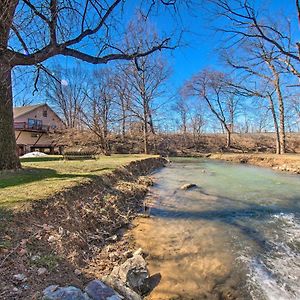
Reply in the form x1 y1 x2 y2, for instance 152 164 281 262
246 213 300 300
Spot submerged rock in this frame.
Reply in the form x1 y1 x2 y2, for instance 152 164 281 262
180 183 197 190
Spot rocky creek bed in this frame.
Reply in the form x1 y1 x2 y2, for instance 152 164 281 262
0 157 166 300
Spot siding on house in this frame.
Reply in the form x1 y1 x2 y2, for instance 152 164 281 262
13 104 64 155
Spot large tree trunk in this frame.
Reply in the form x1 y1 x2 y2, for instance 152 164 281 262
267 94 281 154
0 0 20 170
0 64 21 170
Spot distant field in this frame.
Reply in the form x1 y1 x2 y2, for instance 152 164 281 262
0 154 156 210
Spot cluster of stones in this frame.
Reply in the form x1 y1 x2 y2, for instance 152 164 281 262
43 280 121 300
43 250 154 300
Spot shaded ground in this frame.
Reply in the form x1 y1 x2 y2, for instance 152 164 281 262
210 153 300 174
0 156 165 300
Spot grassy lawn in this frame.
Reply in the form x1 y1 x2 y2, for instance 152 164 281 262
0 154 156 210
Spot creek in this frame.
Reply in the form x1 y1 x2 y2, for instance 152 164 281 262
133 158 300 300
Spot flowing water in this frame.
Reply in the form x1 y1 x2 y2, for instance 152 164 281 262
133 159 300 300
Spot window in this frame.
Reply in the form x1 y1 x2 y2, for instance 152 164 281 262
28 119 35 128
28 119 42 129
43 110 48 117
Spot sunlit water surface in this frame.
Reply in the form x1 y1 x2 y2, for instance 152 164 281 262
133 159 300 300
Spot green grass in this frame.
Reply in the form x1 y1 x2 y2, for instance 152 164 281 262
0 154 156 210
30 253 60 271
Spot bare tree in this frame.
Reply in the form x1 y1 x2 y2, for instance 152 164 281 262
122 56 170 154
44 64 88 129
224 38 288 154
0 0 177 170
226 95 239 133
266 60 287 153
113 67 132 139
208 0 300 72
80 69 115 155
173 97 189 134
119 16 171 154
207 0 300 153
290 96 300 127
183 69 234 148
190 105 206 144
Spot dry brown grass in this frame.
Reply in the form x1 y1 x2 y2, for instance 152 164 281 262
57 129 300 155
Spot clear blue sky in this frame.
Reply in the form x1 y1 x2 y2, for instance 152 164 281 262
154 0 298 90
12 0 298 105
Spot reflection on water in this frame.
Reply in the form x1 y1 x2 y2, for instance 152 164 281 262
133 159 300 300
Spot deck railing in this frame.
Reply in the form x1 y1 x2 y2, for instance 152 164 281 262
14 122 51 132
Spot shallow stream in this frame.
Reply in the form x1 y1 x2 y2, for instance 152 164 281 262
133 159 300 300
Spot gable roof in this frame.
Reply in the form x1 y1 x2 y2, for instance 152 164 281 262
13 104 45 119
13 104 63 124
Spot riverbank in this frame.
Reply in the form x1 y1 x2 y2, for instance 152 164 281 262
0 156 166 299
209 153 300 174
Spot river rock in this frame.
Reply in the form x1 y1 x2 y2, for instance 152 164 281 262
106 253 150 295
84 280 122 300
104 277 142 300
42 285 89 300
180 183 197 190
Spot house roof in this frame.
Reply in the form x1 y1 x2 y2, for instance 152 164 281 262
13 104 63 124
13 104 45 119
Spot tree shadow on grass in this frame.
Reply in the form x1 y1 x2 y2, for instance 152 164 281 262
20 156 63 163
0 167 98 189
